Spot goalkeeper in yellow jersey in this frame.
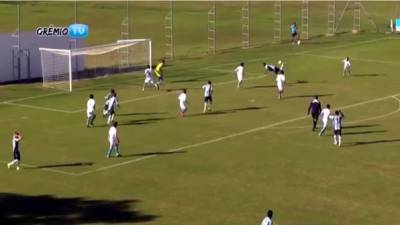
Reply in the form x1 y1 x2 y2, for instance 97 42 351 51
154 59 165 84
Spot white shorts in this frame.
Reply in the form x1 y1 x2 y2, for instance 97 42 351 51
144 77 154 84
87 111 95 118
179 104 187 112
277 82 284 91
109 140 118 149
237 74 243 82
322 119 328 127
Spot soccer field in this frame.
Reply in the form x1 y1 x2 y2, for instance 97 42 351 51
1 31 400 225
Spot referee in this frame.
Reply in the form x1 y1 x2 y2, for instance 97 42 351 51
307 96 322 131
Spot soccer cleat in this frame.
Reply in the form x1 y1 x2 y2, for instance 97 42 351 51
7 163 11 169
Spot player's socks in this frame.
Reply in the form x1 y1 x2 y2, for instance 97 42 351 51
338 136 342 147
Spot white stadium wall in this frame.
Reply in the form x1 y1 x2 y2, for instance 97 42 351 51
0 32 84 84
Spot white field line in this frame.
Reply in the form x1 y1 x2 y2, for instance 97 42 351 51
3 37 397 113
273 96 400 130
303 53 400 65
1 160 78 176
12 92 400 176
2 36 395 106
1 91 65 104
47 69 266 114
75 92 400 176
3 102 75 114
203 37 399 70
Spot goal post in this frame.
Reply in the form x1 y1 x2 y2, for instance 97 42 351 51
39 39 152 92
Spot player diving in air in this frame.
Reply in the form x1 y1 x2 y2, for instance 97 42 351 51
263 61 286 99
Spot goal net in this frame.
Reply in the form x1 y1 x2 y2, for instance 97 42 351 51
39 39 152 92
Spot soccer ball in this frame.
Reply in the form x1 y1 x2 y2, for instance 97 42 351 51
278 60 282 65
297 40 301 45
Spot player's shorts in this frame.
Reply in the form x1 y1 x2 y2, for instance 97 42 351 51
277 82 284 91
144 77 154 84
322 119 328 126
204 96 213 103
109 141 118 149
334 129 342 135
179 104 187 112
237 74 243 82
311 113 319 120
13 150 20 160
104 104 109 111
291 32 297 37
108 108 115 115
155 71 163 79
87 111 95 118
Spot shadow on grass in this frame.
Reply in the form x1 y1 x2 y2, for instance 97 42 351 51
284 94 333 99
122 150 186 158
343 130 387 135
120 117 175 126
346 138 400 147
0 193 158 225
34 162 94 169
118 112 167 116
342 124 380 129
189 106 264 117
291 80 327 84
351 73 384 77
246 85 276 89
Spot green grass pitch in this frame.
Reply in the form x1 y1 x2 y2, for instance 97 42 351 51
1 2 400 225
1 33 400 225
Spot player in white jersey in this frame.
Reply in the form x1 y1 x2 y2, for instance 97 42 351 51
178 89 188 117
142 65 159 91
103 89 117 116
202 80 213 113
329 110 344 147
86 94 96 128
261 210 273 225
106 94 118 125
234 62 245 88
264 61 286 99
107 121 121 158
7 131 23 171
342 57 351 76
318 104 331 136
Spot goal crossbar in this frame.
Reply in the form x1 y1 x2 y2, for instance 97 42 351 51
39 39 152 92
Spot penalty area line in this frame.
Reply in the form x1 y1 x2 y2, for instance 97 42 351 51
76 92 400 176
1 160 79 176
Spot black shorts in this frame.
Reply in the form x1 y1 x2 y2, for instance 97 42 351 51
108 108 115 115
13 150 20 160
204 96 212 103
334 129 342 135
311 113 319 120
291 32 297 37
104 104 109 111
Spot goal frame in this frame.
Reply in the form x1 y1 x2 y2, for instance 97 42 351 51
39 38 152 92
